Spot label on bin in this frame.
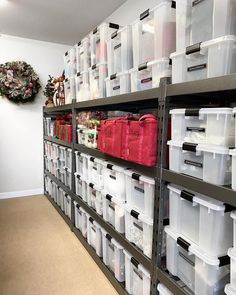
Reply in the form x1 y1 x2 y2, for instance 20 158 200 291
184 159 203 168
134 186 144 194
187 63 207 72
133 221 143 231
133 268 143 280
141 77 152 84
109 175 116 180
186 127 205 132
114 43 121 50
113 85 120 91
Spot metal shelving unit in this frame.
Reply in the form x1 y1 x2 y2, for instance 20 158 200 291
43 74 236 295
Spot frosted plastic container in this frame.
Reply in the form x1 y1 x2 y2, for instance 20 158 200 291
75 37 91 73
74 173 87 202
176 0 236 50
101 229 125 282
60 147 67 161
77 127 87 145
231 212 236 248
165 226 230 294
64 168 72 190
64 76 76 104
168 184 233 256
228 248 236 291
102 192 125 234
170 108 235 146
59 188 64 211
125 205 153 258
61 191 68 213
89 63 108 99
74 201 87 238
51 144 58 160
107 25 133 76
125 170 155 218
44 156 49 171
124 250 151 295
88 157 104 187
75 71 90 102
87 215 102 257
60 168 66 185
168 140 231 185
225 284 236 295
48 179 53 196
44 176 49 193
87 183 103 215
75 152 89 178
102 162 126 201
65 148 72 171
105 71 130 97
58 158 65 171
130 58 171 92
229 150 236 190
132 0 176 68
65 195 71 220
56 185 61 206
64 47 76 78
171 36 236 84
90 22 120 66
157 284 173 295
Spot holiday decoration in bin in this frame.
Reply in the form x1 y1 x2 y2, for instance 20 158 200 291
0 61 41 104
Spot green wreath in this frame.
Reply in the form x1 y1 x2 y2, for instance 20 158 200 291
0 61 41 103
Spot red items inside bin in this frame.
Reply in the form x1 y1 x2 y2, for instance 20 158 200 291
98 114 159 167
53 115 72 143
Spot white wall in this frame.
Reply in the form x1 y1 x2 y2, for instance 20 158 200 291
106 0 159 25
0 35 68 198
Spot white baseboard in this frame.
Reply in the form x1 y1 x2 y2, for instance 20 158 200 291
0 188 44 200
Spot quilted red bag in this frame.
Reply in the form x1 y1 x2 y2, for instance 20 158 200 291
122 114 158 166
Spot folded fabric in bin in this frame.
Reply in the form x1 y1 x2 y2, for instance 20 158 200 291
65 124 72 143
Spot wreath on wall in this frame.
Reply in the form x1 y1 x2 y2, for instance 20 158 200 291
0 61 41 104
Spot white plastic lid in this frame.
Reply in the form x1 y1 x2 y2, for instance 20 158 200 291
124 169 155 185
105 71 130 80
225 284 235 295
202 35 236 49
197 144 229 155
157 284 173 295
74 172 86 182
125 203 153 225
200 108 232 115
102 191 125 205
88 157 103 165
167 140 182 148
169 109 186 115
102 161 127 173
129 58 170 73
231 211 236 220
89 62 108 71
228 247 236 259
229 149 236 157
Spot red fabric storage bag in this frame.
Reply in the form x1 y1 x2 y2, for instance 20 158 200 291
122 114 158 166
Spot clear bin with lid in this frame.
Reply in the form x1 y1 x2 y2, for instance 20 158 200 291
130 58 171 92
227 248 236 291
132 0 176 68
65 194 71 220
105 72 130 97
170 108 235 146
102 192 125 234
125 205 153 258
87 182 103 215
64 167 72 190
75 151 89 178
87 215 102 257
74 173 87 202
229 149 236 190
171 36 236 84
75 37 91 73
107 25 133 76
176 0 236 50
168 184 233 256
168 140 231 185
88 157 104 187
124 250 151 295
165 226 230 294
75 71 90 102
225 284 236 295
74 201 87 238
101 229 125 282
125 169 155 218
89 63 107 99
90 22 120 66
64 76 76 104
64 47 76 78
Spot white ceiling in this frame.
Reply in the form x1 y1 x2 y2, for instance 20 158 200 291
0 0 126 45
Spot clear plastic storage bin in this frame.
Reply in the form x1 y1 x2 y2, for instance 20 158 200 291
75 37 90 73
228 248 236 291
64 168 72 190
102 192 125 234
89 63 108 99
74 201 87 238
102 162 126 201
65 148 72 171
171 36 236 84
64 47 76 78
170 108 235 146
64 77 76 104
105 72 130 97
56 185 61 206
74 173 87 202
59 188 64 212
75 152 89 178
168 140 231 185
130 58 171 92
132 0 176 68
124 250 151 295
176 0 236 50
88 157 104 187
157 284 173 295
107 25 133 76
125 170 155 218
165 226 230 294
75 71 90 102
101 229 125 282
87 182 102 215
90 22 120 66
168 184 233 256
87 215 102 257
65 195 71 220
125 205 153 258
61 190 68 213
231 212 236 248
229 149 236 190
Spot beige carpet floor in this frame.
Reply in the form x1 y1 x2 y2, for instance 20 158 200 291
0 195 118 295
